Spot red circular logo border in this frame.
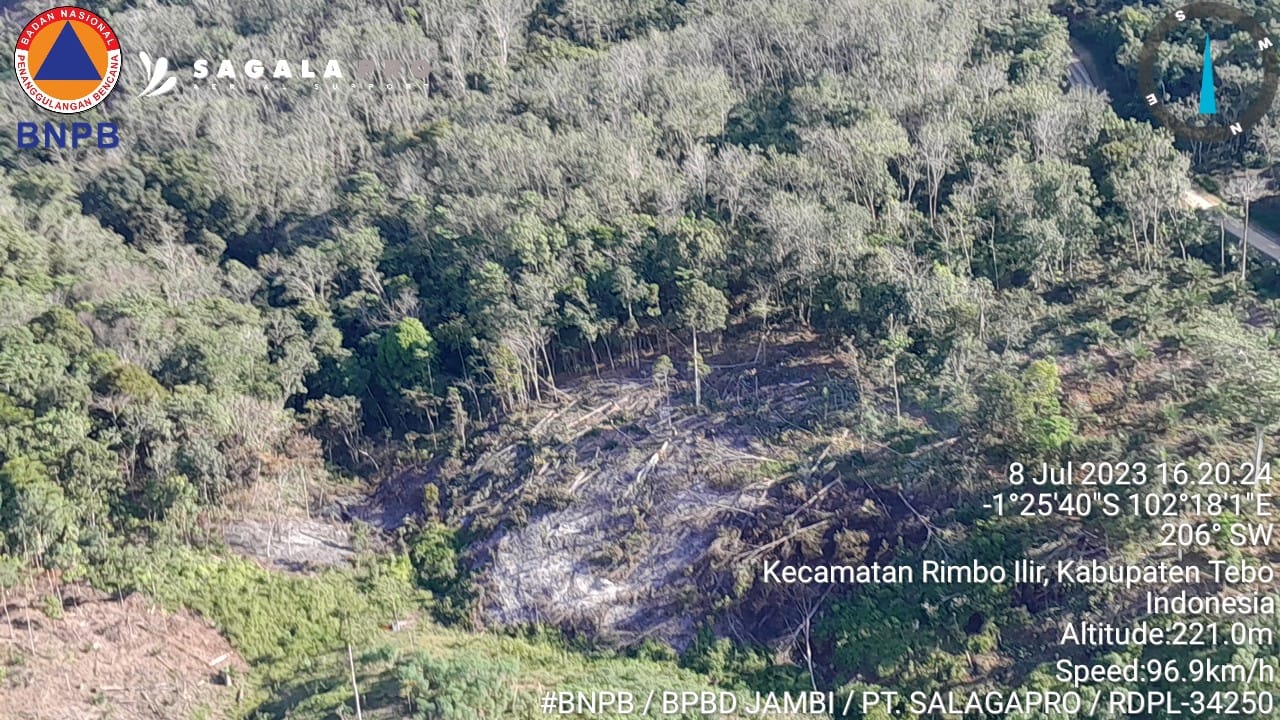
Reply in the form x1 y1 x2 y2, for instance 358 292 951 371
14 6 121 114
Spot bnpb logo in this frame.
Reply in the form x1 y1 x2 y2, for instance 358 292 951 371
15 6 119 112
14 7 120 149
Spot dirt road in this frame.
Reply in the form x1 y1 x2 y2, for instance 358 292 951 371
1066 45 1280 262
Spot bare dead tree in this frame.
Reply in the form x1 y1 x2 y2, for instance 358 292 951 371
1227 173 1267 282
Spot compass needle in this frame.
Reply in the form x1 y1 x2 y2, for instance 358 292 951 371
1199 35 1217 115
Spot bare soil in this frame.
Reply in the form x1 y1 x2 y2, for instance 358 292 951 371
1 578 246 720
222 515 356 572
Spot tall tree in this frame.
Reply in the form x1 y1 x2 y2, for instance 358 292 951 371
1226 174 1267 282
676 276 728 408
373 318 438 396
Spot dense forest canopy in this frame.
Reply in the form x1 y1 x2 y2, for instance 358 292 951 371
1 0 1280 717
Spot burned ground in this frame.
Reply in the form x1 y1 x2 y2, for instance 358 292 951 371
354 336 925 648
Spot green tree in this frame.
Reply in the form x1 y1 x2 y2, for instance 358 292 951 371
676 276 728 408
395 652 518 719
374 318 438 395
979 359 1075 456
1099 122 1191 270
0 457 72 562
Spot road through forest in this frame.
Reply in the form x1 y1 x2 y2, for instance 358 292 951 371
1066 45 1280 262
